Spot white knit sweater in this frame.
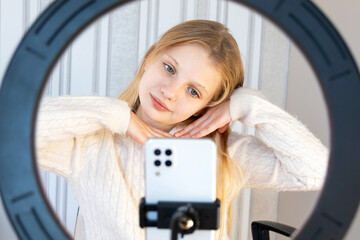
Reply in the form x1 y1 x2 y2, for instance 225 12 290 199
36 87 328 240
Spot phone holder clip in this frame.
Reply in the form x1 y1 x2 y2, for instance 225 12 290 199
139 197 220 238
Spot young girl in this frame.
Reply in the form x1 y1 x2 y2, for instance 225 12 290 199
36 20 328 239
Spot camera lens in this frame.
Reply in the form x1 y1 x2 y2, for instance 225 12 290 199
154 149 161 156
165 149 172 156
154 160 161 166
165 160 172 167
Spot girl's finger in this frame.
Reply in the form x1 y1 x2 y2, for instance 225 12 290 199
217 123 230 134
174 114 210 137
183 116 217 138
191 121 219 138
185 113 230 138
149 127 173 138
192 121 229 138
156 128 173 137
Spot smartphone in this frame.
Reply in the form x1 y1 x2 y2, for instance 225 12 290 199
144 138 217 240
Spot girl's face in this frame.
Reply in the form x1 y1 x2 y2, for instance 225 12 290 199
137 44 221 131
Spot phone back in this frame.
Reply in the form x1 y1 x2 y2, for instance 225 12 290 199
145 138 217 240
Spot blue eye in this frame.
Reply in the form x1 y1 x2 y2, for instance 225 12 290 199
164 64 175 74
188 87 199 97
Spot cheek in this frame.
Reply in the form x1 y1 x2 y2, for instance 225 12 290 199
177 100 203 117
138 80 152 106
138 80 146 98
185 100 211 118
139 75 153 94
140 71 161 91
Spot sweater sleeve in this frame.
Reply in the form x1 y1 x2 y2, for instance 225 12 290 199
35 96 131 177
227 87 328 191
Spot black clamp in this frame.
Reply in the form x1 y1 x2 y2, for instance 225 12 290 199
139 198 220 239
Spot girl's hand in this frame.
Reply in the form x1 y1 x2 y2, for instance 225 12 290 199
126 111 173 144
174 100 231 138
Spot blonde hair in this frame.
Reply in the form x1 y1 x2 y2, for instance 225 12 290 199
119 20 244 236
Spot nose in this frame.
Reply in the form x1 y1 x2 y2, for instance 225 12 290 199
161 81 180 101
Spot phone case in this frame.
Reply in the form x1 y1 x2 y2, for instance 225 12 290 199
145 138 217 240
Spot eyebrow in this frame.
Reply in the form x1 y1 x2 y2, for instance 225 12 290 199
193 82 208 95
165 54 209 95
165 54 179 66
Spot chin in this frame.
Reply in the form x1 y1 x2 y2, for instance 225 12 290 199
144 108 166 123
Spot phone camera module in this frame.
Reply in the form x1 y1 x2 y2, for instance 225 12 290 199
165 149 172 156
165 160 172 167
154 160 161 166
154 149 161 156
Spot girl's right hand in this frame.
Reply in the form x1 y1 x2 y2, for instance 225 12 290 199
126 111 173 144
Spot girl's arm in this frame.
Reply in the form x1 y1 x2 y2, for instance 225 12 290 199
174 87 328 191
227 87 328 190
36 96 131 145
36 96 173 177
35 96 131 177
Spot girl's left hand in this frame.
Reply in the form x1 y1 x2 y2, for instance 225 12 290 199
174 100 231 138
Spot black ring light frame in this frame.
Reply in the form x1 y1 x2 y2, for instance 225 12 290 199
0 0 359 239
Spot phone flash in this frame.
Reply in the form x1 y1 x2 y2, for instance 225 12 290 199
155 172 160 176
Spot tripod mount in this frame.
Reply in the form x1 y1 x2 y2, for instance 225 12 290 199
139 198 220 239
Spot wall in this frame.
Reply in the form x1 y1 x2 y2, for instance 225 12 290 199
278 0 360 239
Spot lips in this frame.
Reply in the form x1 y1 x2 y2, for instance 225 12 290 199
150 94 170 111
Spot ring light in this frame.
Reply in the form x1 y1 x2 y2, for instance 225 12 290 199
0 0 359 239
